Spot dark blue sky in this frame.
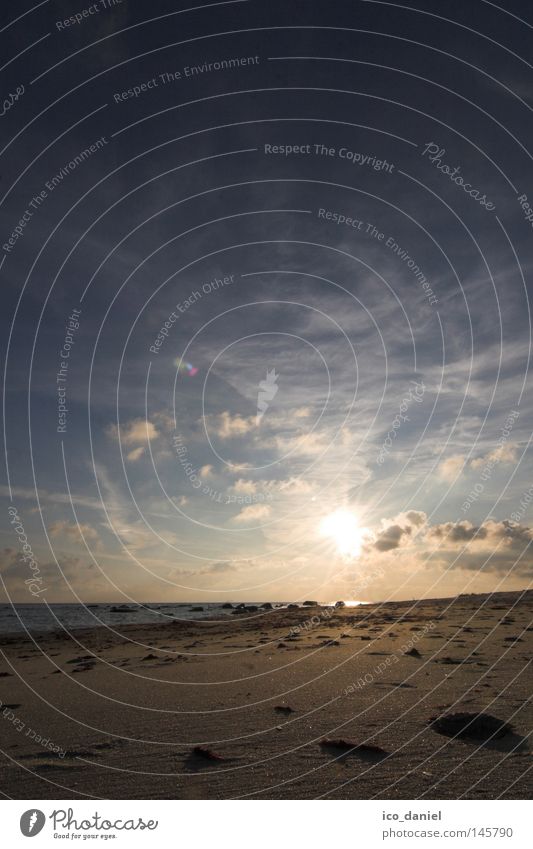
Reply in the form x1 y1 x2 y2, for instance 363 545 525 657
2 0 533 602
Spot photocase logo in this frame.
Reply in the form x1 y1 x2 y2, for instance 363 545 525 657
20 810 46 837
256 368 279 424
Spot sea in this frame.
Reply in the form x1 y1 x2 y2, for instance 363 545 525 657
0 601 364 635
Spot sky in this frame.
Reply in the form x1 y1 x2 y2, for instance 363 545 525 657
1 0 533 603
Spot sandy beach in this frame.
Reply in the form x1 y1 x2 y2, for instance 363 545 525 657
0 591 531 800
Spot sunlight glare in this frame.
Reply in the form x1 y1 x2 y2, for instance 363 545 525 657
319 509 367 557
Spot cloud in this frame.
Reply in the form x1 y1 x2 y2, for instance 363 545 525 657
226 462 253 474
107 418 160 446
231 478 259 494
470 443 517 470
232 504 271 523
427 519 533 549
94 463 160 553
152 411 176 433
126 446 145 462
428 520 485 543
275 429 328 457
425 519 533 575
230 477 313 496
404 510 427 527
48 520 100 545
204 411 255 439
0 547 100 601
0 486 101 512
207 561 236 574
0 547 19 576
199 464 214 477
438 454 465 480
438 444 517 481
278 477 313 494
354 511 533 578
372 510 426 551
374 523 412 551
173 560 238 578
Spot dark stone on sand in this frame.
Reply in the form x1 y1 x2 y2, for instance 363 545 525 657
320 738 388 756
404 647 422 657
221 603 233 609
261 603 273 609
429 712 514 741
274 705 295 713
192 745 224 761
190 606 204 612
436 656 464 665
245 605 259 612
335 600 346 608
321 737 357 750
72 662 95 673
303 600 318 606
287 604 299 609
142 653 158 660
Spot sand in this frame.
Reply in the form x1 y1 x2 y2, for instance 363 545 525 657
0 591 531 799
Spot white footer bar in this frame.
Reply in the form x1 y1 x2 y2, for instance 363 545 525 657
3 799 530 848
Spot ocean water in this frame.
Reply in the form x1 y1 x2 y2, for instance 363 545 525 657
0 602 301 635
0 600 367 635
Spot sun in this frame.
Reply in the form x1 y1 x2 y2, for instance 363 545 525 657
319 509 367 557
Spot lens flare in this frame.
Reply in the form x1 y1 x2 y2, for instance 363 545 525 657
175 358 198 377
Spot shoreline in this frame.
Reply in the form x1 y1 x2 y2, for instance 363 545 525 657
0 588 530 640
